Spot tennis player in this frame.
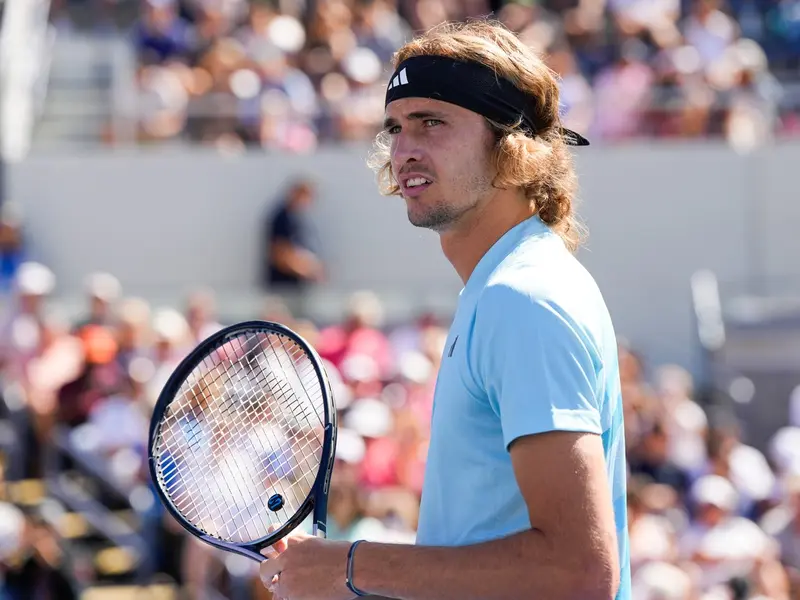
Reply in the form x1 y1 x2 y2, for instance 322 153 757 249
260 19 631 600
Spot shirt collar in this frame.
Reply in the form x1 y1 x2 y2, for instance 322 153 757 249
461 214 553 298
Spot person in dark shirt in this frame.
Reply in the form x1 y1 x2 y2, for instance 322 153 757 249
629 418 690 497
263 178 325 293
132 0 195 66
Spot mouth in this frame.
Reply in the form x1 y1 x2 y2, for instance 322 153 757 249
400 176 433 198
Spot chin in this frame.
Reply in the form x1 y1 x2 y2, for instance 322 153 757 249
404 197 456 231
407 211 448 232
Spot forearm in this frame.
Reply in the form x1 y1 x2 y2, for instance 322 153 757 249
271 243 322 279
288 250 321 275
351 530 612 600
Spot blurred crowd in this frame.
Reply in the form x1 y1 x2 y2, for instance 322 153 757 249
0 254 799 599
0 256 441 599
48 0 800 150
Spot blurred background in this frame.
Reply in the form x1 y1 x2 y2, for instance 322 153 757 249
0 0 800 599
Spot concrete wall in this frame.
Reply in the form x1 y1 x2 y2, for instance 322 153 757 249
8 142 800 374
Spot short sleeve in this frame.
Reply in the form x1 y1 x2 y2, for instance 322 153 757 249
469 283 602 450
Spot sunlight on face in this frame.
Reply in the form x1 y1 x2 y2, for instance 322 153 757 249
384 98 496 232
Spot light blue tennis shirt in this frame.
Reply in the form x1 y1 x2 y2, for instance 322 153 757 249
415 214 631 599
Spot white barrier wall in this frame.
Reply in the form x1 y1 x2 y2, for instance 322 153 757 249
8 142 800 374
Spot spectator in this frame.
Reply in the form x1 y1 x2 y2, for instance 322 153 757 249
762 476 800 574
73 272 123 333
684 0 740 67
0 203 26 298
184 288 223 343
591 38 656 141
680 474 777 591
262 178 325 300
629 418 691 497
631 560 695 599
702 421 776 519
317 290 393 379
56 325 126 428
115 297 153 374
628 476 681 571
547 45 596 137
148 308 192 400
656 364 709 478
133 0 196 66
0 262 56 386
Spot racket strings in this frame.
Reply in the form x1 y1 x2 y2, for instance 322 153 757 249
153 330 326 544
205 332 323 536
166 346 318 537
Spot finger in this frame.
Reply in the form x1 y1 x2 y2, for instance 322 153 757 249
261 537 288 558
284 530 314 546
261 546 280 560
259 554 284 586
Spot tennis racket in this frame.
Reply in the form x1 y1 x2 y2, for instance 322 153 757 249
147 320 337 562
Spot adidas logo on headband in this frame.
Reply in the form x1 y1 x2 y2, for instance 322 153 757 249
387 67 409 90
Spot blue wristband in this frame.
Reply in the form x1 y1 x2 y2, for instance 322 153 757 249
345 540 369 597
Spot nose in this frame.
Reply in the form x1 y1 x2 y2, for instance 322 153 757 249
390 129 424 174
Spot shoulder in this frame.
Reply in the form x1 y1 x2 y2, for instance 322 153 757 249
468 277 601 393
477 236 612 346
472 272 599 357
472 280 573 346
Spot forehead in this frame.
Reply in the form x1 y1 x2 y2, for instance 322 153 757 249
384 97 482 123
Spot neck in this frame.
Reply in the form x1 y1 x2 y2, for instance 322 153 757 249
439 188 532 285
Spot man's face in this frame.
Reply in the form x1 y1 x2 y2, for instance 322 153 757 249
291 184 315 210
385 98 497 232
698 503 726 527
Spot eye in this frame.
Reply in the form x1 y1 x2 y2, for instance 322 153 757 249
387 125 401 135
423 119 443 128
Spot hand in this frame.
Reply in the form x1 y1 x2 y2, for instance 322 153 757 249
260 533 354 600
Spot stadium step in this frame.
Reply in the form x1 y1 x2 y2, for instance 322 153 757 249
33 34 136 148
47 476 142 541
40 88 110 117
93 546 138 577
39 508 150 588
59 536 141 580
80 583 177 600
1 478 46 506
41 477 152 581
56 510 137 540
80 540 140 579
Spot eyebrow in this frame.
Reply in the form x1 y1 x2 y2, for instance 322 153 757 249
382 110 447 130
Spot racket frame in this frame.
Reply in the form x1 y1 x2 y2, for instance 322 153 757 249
147 320 337 562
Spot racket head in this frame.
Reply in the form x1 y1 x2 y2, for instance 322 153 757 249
147 320 337 562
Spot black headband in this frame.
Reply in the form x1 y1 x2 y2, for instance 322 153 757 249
384 55 589 147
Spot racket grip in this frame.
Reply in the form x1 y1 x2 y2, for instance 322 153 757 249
312 523 327 539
